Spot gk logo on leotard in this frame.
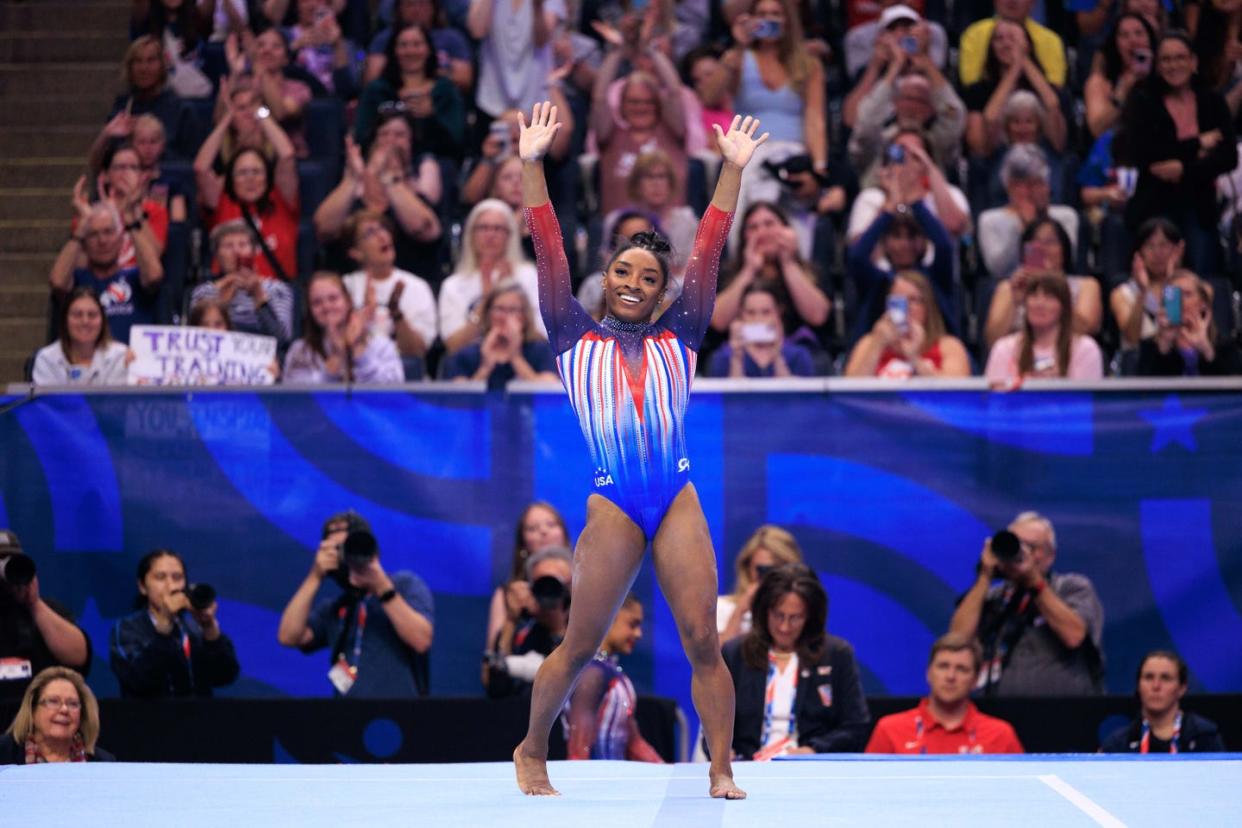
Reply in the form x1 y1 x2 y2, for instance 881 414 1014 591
677 458 690 473
593 468 615 487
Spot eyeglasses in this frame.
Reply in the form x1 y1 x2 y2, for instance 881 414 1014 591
377 101 409 116
37 697 82 711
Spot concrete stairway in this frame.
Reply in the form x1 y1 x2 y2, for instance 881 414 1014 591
0 0 130 382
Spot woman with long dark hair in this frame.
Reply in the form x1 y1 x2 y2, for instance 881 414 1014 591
512 102 767 798
1084 13 1159 138
985 272 1104 382
1120 31 1238 275
723 563 870 758
109 549 239 699
284 271 404 383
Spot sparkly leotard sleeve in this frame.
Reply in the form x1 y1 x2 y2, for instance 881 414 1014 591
526 201 733 539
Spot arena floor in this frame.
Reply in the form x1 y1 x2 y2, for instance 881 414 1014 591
3 755 1240 826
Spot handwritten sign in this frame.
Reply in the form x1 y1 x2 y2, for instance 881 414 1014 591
127 325 277 386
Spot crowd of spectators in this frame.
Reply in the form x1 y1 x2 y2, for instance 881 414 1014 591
2 494 1229 762
22 0 1242 389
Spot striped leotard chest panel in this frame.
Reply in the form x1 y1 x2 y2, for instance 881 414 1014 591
593 662 638 761
556 327 695 497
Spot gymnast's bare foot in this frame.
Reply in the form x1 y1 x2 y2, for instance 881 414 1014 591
709 767 747 800
514 744 560 796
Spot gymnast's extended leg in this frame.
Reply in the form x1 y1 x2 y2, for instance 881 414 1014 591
651 483 746 799
514 495 646 795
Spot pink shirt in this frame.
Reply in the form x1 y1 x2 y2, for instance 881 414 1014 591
985 333 1103 383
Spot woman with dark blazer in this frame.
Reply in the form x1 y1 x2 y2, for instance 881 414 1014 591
1120 31 1237 276
721 564 870 759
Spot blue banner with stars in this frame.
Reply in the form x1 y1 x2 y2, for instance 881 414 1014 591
1 388 1239 716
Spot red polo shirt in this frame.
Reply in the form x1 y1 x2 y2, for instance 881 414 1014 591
865 699 1024 755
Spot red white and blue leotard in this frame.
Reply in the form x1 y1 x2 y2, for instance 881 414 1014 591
526 201 732 539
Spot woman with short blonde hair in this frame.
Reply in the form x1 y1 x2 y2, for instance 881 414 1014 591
2 667 112 763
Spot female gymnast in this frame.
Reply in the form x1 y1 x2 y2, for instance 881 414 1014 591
513 101 768 799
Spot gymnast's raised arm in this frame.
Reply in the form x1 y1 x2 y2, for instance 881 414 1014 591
520 102 592 355
664 116 770 350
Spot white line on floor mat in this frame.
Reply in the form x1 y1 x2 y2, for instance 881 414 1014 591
1039 774 1127 827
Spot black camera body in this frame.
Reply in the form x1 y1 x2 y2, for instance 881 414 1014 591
330 528 379 589
186 583 217 611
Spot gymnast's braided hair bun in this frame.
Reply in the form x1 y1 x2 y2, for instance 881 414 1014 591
628 231 672 255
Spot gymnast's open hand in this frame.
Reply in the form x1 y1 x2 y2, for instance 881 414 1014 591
713 115 770 170
518 101 563 162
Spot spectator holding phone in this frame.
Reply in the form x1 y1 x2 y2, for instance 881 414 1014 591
708 0 827 222
32 288 129 387
849 68 966 187
985 272 1104 384
717 525 804 643
1100 650 1226 753
843 2 948 83
709 284 817 377
1084 13 1158 139
983 216 1102 350
109 549 240 699
190 220 295 348
845 159 957 345
1110 218 1185 350
977 144 1079 277
844 270 970 379
711 202 831 350
1137 270 1242 376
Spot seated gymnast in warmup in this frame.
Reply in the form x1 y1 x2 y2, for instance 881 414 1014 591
513 100 768 799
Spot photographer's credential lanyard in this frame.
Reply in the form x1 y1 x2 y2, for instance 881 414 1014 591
337 602 368 678
981 586 1033 691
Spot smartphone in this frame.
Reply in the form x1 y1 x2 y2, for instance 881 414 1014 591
755 564 773 580
489 120 512 157
900 35 918 54
741 322 777 344
753 19 781 39
1163 285 1183 326
886 295 910 334
1022 241 1048 271
884 143 906 165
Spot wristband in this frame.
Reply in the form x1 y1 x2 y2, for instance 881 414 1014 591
378 588 398 604
1031 578 1047 596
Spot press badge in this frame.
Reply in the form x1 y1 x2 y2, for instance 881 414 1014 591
0 658 32 681
817 683 833 707
328 658 357 695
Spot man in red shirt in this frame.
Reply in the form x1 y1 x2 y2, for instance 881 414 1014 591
866 633 1023 754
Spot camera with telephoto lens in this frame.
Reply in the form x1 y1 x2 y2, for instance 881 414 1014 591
530 575 569 612
0 553 36 589
762 154 828 190
990 529 1022 565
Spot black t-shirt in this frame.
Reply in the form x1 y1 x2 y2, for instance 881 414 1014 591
0 596 91 701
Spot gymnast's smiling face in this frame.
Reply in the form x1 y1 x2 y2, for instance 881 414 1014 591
603 247 666 324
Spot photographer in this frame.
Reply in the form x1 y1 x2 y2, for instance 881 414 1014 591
0 531 91 701
109 549 239 699
277 512 434 697
483 547 572 699
948 512 1104 696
